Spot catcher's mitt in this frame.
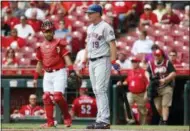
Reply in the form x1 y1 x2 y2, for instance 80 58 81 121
67 71 82 89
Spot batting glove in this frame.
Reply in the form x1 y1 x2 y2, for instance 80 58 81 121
112 60 120 71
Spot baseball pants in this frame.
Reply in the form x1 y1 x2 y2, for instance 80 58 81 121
89 57 111 124
43 68 68 94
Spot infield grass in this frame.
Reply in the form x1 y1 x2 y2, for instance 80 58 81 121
1 123 189 131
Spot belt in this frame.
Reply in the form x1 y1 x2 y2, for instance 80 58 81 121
90 56 104 62
45 68 62 73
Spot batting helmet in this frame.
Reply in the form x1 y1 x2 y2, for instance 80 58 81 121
41 19 55 32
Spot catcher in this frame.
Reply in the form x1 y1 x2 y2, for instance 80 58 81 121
33 19 79 128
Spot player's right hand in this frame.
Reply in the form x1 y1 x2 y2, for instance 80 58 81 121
33 79 37 88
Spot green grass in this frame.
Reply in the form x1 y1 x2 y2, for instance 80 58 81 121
1 123 189 130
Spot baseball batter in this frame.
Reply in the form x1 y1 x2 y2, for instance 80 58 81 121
83 4 119 129
33 20 74 128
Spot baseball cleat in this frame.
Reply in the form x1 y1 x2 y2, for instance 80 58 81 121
64 117 72 127
40 120 57 128
127 119 136 125
86 122 99 129
94 122 110 129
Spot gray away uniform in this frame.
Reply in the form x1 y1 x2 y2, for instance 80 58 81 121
86 20 115 124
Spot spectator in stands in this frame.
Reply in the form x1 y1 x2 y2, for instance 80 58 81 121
140 4 158 26
9 1 25 18
117 57 149 125
37 1 50 16
25 1 45 21
1 16 11 36
180 5 189 27
3 7 20 29
131 30 154 55
112 2 140 33
145 44 160 62
14 16 35 39
49 1 65 15
70 80 97 118
153 2 167 22
74 44 86 67
27 10 42 32
11 94 45 119
168 49 181 66
116 51 132 69
2 48 18 68
161 4 180 25
3 28 26 49
171 1 189 10
54 20 72 43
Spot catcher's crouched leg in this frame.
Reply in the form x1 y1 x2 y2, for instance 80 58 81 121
42 92 55 127
53 92 72 127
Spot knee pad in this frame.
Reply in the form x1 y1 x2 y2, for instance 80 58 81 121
42 92 54 105
53 92 64 103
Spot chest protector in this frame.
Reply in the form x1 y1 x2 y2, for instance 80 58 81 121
40 39 64 68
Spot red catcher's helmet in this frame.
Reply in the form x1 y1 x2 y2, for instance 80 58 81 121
41 19 55 32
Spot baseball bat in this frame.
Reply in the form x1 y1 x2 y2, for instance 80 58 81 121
117 70 133 120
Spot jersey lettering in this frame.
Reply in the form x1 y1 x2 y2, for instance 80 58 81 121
92 41 99 49
81 105 91 114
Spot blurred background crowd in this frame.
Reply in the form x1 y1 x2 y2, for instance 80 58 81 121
1 1 189 69
1 1 190 126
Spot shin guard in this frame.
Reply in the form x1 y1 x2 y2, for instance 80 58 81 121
53 92 70 119
42 92 54 124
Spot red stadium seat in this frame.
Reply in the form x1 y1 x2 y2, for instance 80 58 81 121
19 58 31 66
147 35 155 41
172 41 184 48
26 36 38 47
157 35 174 45
72 20 85 31
116 41 125 49
15 52 24 59
152 29 165 38
20 46 34 53
143 25 154 35
155 40 165 47
161 45 172 53
171 30 184 37
125 36 137 47
177 45 189 53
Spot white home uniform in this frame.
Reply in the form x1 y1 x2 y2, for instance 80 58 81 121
86 20 115 124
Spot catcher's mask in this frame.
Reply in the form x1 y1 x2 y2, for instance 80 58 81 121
41 19 55 32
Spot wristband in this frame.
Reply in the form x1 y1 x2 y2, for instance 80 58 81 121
111 60 117 64
68 65 74 71
34 72 39 80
